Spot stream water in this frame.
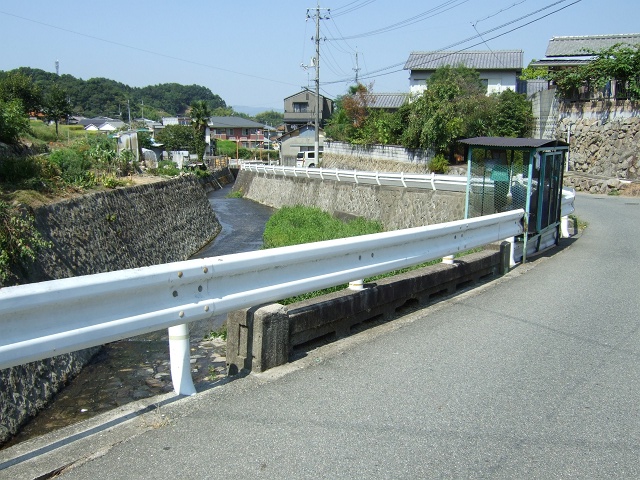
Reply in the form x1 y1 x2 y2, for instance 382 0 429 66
3 184 274 448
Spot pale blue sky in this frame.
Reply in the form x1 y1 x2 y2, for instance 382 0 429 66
1 1 638 113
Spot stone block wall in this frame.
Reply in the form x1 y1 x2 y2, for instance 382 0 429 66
555 101 640 180
0 174 222 445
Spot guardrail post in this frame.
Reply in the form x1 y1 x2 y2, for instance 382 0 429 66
348 279 365 290
560 216 570 238
442 255 455 265
168 323 196 395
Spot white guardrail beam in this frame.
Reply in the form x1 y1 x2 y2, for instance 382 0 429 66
0 210 524 394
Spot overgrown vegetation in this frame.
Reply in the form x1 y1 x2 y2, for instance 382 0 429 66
522 44 640 100
262 205 383 249
0 200 51 286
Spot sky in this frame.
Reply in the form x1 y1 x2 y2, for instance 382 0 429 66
1 0 639 114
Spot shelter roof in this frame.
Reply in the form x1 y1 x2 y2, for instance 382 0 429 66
458 137 569 149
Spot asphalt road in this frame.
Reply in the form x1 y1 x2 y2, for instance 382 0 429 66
3 193 639 479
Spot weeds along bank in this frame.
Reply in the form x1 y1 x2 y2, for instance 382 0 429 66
0 174 223 445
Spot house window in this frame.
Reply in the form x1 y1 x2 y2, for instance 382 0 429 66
293 102 308 113
243 128 250 136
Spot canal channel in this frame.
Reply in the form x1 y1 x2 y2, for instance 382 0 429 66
4 184 274 447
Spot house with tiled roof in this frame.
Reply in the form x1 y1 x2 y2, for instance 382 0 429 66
531 33 640 69
404 50 524 95
365 92 409 111
207 116 267 149
530 33 640 99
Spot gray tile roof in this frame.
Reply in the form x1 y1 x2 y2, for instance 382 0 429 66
207 116 266 128
545 33 640 57
405 50 523 71
366 93 409 109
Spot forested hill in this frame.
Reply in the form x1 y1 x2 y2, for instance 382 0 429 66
0 67 227 119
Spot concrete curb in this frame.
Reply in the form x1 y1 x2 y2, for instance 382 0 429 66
227 244 510 373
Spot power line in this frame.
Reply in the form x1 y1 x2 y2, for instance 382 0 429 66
0 10 299 89
322 0 582 86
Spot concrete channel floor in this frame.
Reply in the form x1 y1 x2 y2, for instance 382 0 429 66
1 193 639 479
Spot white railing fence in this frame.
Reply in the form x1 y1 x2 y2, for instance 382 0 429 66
240 163 468 192
0 210 525 395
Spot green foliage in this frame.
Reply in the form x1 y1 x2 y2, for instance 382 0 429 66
400 65 488 154
0 155 61 191
137 130 153 149
0 200 51 285
49 147 95 186
0 98 31 144
490 89 534 138
102 176 125 189
254 110 283 127
546 44 640 100
150 160 181 176
428 154 450 174
0 67 227 118
519 60 548 81
226 190 244 198
205 324 228 341
262 205 383 249
156 124 196 152
189 100 211 161
42 83 73 138
0 71 42 114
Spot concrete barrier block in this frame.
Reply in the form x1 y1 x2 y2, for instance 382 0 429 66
226 303 289 374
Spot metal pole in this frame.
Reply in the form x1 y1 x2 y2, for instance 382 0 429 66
314 2 320 164
168 323 196 395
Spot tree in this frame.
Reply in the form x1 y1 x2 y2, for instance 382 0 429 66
189 100 211 161
42 83 73 138
0 98 30 144
400 65 487 154
0 71 42 115
255 110 283 127
156 124 196 153
490 89 533 138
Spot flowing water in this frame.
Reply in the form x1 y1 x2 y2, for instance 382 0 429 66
3 184 274 447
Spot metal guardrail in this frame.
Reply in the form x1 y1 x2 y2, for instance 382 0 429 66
0 210 524 395
241 163 468 192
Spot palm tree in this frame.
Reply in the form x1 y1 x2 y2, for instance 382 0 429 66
189 100 211 162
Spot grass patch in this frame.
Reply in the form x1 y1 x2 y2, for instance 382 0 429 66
262 205 383 249
226 190 244 198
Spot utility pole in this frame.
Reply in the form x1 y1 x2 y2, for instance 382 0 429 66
307 3 329 164
353 49 360 84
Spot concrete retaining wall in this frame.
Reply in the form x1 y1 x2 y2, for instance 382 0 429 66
227 245 510 374
0 172 228 446
233 170 466 230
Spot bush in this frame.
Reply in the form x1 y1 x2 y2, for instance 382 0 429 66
49 148 95 186
428 154 450 174
0 200 51 285
0 98 30 144
0 155 61 191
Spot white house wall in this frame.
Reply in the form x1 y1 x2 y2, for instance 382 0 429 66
409 70 518 96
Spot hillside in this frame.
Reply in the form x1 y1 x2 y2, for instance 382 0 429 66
0 67 227 119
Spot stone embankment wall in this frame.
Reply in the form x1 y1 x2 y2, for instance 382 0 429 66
0 172 227 445
556 101 639 180
233 170 466 230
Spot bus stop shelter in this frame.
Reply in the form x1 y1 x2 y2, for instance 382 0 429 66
459 137 569 262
